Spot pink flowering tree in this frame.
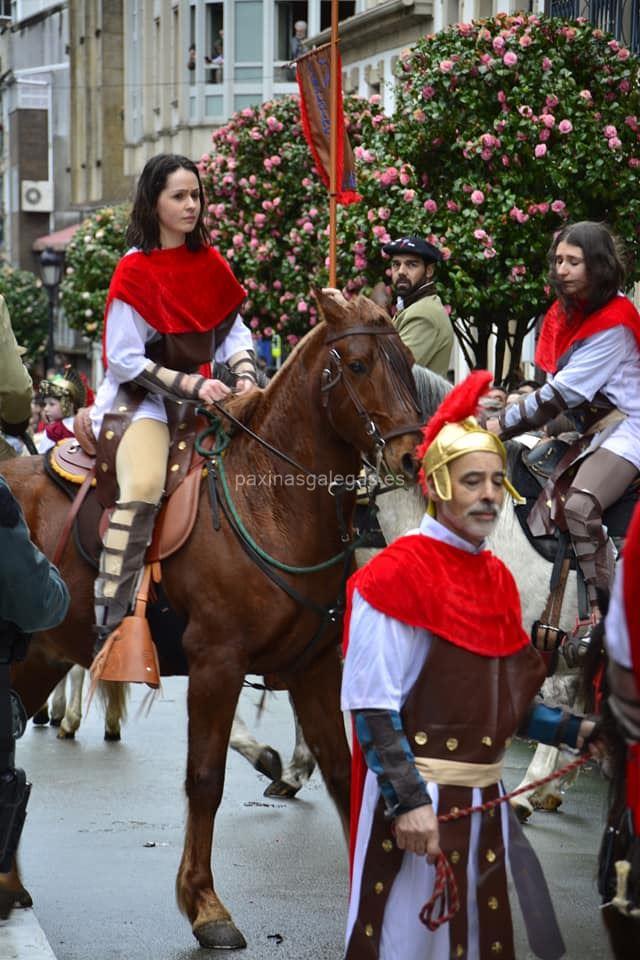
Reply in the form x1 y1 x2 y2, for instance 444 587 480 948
385 13 640 373
200 96 392 345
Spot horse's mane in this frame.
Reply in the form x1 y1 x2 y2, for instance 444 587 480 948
412 366 451 421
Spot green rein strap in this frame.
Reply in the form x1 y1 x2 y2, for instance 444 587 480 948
194 412 366 576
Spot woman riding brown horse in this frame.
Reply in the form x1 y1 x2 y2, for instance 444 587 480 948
0 289 421 950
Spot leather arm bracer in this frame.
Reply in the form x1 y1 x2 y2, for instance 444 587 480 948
499 384 568 440
132 361 205 402
353 708 432 818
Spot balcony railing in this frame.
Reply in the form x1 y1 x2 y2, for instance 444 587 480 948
545 0 640 53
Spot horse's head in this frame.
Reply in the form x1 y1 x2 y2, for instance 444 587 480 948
315 289 422 482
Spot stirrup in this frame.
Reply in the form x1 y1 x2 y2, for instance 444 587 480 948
563 615 596 667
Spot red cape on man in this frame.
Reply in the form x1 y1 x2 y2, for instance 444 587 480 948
102 245 246 374
535 294 640 374
342 532 529 873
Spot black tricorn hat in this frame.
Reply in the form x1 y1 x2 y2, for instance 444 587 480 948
382 235 444 263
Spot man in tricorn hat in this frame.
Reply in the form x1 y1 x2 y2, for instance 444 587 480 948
342 371 599 960
378 235 453 376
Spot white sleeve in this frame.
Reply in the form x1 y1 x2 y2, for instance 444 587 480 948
551 327 631 403
105 299 159 383
341 590 427 712
214 313 253 362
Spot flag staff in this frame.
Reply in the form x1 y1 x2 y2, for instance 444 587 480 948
328 0 339 287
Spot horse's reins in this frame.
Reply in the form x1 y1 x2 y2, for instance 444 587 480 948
194 324 422 677
420 753 591 931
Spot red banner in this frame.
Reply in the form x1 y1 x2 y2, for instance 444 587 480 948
296 43 361 205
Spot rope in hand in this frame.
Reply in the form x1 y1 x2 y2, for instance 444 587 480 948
419 753 591 931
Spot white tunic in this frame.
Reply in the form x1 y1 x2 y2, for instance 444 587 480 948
37 416 75 453
90 251 253 438
503 323 640 469
342 515 506 960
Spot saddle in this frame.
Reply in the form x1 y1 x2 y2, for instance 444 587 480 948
512 437 640 565
46 435 208 570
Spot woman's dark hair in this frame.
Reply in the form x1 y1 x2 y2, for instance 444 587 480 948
548 221 628 315
126 154 210 253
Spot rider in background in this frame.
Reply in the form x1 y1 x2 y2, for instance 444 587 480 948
487 221 640 628
89 153 257 659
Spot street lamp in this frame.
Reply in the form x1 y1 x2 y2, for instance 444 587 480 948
38 246 64 371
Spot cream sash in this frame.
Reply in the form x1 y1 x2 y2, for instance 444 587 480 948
415 756 504 788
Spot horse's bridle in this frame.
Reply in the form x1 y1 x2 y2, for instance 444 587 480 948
320 325 423 454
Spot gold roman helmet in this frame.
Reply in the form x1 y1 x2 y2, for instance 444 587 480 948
417 370 523 506
40 366 86 419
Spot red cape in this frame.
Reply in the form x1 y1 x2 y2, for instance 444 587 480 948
535 295 640 374
342 532 529 872
623 502 640 831
103 244 246 371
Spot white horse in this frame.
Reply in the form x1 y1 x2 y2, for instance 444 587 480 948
32 667 128 741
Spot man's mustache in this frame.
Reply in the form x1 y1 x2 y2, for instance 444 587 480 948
467 502 499 519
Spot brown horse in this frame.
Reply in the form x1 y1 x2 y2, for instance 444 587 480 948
0 291 421 950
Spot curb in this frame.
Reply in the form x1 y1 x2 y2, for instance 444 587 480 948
0 907 58 959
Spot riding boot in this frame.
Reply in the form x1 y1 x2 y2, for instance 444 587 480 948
94 500 158 651
564 485 616 660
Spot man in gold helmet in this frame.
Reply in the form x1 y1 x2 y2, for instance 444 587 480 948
341 371 599 960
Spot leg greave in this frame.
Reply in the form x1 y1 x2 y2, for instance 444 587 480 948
564 486 615 601
95 500 158 630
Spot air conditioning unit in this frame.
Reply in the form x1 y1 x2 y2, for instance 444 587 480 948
21 180 53 213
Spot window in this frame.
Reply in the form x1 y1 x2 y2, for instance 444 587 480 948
320 1 355 30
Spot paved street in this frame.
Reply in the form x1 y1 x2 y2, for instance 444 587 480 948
2 678 611 959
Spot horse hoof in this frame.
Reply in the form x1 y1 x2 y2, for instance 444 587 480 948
49 717 62 728
537 795 563 812
254 747 282 782
0 886 33 920
104 731 121 742
56 727 75 740
32 709 49 726
263 779 300 799
193 919 247 950
512 801 533 823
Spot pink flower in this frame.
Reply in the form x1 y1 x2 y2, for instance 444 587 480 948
480 149 493 161
470 189 485 205
541 113 555 128
538 202 550 215
558 119 573 134
423 198 438 213
579 90 592 102
232 233 244 248
297 301 308 313
541 57 552 71
551 200 566 214
483 248 497 259
608 137 622 150
378 207 391 221
474 228 488 241
497 90 507 104
446 200 460 212
628 158 640 169
302 221 314 233
534 144 547 158
519 34 532 48
422 85 435 100
518 105 533 118
545 94 559 109
399 169 412 186
503 52 518 68
254 213 266 228
619 80 631 94
501 155 510 167
439 59 454 73
604 124 618 138
539 128 551 142
492 36 505 53
403 189 416 202
617 47 630 61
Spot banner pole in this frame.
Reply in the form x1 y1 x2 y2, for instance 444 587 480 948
328 0 339 288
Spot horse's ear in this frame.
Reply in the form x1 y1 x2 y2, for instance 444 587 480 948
314 287 350 327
